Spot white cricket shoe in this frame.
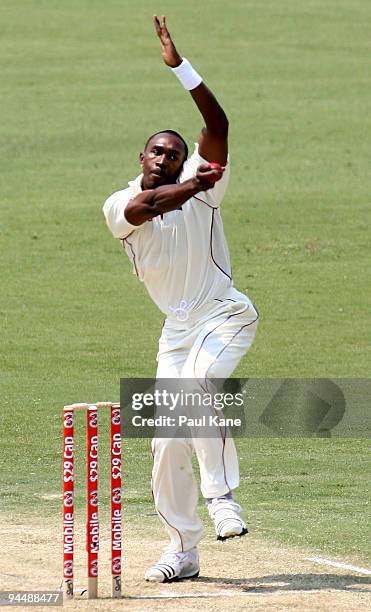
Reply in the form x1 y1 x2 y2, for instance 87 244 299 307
208 497 248 541
145 547 199 583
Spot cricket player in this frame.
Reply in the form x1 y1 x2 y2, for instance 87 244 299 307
103 15 259 582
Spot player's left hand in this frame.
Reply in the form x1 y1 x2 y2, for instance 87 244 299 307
153 15 182 68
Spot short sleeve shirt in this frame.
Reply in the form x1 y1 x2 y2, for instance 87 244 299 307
103 144 233 317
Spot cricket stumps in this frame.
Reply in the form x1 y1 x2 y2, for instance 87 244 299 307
62 402 122 599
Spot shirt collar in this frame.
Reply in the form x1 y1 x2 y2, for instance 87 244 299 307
128 173 143 196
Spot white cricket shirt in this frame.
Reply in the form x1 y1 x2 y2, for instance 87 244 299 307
103 144 233 318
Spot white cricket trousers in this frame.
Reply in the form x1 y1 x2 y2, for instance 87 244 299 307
152 287 259 552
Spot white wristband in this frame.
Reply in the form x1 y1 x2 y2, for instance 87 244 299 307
171 58 202 91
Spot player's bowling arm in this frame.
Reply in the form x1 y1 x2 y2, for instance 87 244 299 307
124 180 198 225
125 167 220 226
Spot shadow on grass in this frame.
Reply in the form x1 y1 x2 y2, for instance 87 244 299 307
197 572 371 593
97 573 371 600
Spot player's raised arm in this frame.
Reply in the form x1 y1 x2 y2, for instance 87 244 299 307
153 15 228 166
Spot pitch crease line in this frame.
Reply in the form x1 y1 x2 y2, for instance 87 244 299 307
123 591 243 599
305 556 371 575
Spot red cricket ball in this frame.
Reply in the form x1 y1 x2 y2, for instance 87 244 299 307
208 162 225 183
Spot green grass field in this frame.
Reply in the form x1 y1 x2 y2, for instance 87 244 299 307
1 0 370 573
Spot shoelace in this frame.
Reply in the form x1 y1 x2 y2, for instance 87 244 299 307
208 498 242 518
155 551 182 566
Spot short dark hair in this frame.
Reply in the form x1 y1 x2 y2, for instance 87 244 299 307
144 130 188 160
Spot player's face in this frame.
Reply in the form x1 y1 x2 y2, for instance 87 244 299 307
140 133 186 189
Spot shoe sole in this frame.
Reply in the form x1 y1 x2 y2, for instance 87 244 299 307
166 570 200 583
217 527 248 542
145 570 199 584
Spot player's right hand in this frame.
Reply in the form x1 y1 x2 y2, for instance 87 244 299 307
195 163 224 190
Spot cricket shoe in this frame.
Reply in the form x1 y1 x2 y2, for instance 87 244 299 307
145 547 199 583
207 496 248 541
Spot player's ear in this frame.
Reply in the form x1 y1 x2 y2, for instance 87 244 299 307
139 152 144 166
